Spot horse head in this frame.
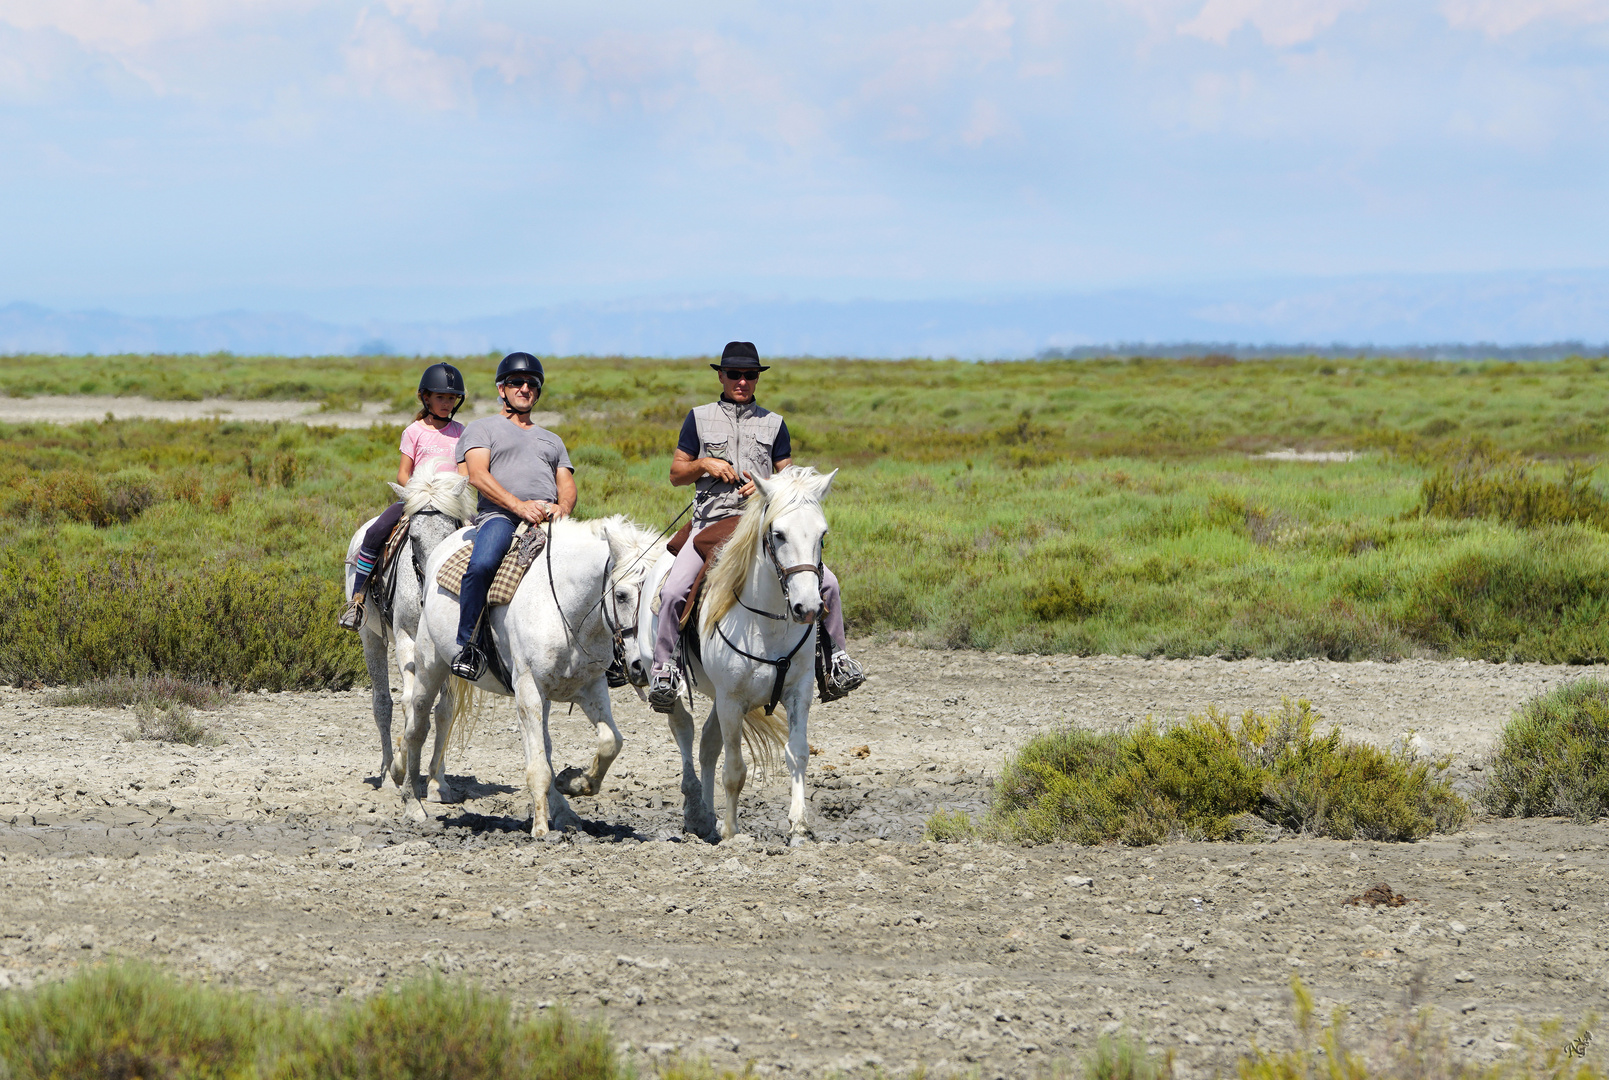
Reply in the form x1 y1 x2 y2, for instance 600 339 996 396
753 466 836 625
592 516 665 687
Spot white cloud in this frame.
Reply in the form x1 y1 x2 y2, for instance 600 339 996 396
1177 0 1370 47
1440 0 1609 37
340 7 469 111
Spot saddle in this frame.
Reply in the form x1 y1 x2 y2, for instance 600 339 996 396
435 523 547 606
664 515 740 629
368 516 414 628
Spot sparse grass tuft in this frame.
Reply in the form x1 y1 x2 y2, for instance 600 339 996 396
1083 1032 1171 1080
923 808 977 842
46 673 232 710
1479 677 1609 823
991 700 1466 845
125 701 221 746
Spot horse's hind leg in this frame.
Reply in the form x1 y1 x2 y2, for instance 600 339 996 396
555 680 622 797
360 627 393 788
697 706 721 822
667 700 717 838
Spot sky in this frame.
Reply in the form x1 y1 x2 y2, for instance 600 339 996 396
1 0 1607 339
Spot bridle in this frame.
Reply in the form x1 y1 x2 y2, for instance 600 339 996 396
714 516 825 714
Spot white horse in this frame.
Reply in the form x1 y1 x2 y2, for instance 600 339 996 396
634 466 835 842
343 472 479 794
404 515 664 834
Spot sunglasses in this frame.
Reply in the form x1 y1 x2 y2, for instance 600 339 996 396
720 369 759 382
502 378 540 389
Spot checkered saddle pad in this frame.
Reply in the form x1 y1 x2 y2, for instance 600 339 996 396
435 524 546 607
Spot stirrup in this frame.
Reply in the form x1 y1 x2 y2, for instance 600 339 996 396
605 657 628 688
337 597 365 632
450 643 488 682
647 665 681 714
821 650 864 701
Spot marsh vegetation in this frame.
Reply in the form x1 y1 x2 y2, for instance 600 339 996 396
2 352 1607 687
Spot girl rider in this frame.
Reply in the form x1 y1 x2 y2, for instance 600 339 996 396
338 363 468 630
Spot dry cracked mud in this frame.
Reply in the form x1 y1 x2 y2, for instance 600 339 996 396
3 643 1607 1078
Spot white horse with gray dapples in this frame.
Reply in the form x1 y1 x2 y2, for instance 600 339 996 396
342 471 478 796
634 465 836 843
405 514 663 834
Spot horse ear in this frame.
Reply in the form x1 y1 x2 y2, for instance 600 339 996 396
811 469 838 501
753 473 777 500
388 481 408 499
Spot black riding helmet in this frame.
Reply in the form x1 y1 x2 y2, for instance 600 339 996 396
417 362 467 420
495 352 545 393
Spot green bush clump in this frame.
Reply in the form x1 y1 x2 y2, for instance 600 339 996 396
4 467 162 526
923 807 977 842
126 702 221 746
1479 678 1609 823
1421 454 1609 530
0 553 362 691
991 700 1466 845
0 963 621 1080
1025 573 1100 620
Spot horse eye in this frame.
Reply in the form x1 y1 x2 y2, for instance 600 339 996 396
773 531 786 545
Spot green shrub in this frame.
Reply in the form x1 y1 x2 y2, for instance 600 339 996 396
1025 573 1100 620
0 553 362 690
991 700 1466 845
0 965 621 1080
1422 455 1609 530
1084 1031 1171 1080
298 976 617 1080
0 960 298 1080
4 467 162 526
1479 678 1609 823
923 808 976 842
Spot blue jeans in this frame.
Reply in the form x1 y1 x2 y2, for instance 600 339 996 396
455 514 517 649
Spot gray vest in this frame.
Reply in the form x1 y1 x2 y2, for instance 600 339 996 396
691 400 785 527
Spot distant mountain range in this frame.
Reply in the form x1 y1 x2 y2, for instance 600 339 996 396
4 271 1608 358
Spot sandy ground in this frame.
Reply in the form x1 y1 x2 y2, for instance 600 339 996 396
7 396 559 429
3 644 1607 1078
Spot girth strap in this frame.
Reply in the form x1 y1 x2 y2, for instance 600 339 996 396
713 622 813 715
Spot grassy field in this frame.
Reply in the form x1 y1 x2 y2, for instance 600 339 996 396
2 352 1607 687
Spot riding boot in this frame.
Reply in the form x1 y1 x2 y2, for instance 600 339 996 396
338 578 369 632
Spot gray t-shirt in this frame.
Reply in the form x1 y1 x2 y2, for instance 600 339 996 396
456 416 574 517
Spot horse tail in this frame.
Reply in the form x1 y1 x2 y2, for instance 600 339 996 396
447 676 487 752
742 704 788 781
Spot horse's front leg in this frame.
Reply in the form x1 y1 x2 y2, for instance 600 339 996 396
555 679 622 797
664 699 714 837
513 671 556 836
360 626 393 788
426 680 458 804
697 706 721 821
399 639 443 824
713 692 748 840
782 674 815 844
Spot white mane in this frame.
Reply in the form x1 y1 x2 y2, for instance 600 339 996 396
391 472 479 522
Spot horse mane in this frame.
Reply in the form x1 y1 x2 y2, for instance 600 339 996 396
394 471 479 522
700 466 826 636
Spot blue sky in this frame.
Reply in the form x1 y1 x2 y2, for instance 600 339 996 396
2 0 1606 333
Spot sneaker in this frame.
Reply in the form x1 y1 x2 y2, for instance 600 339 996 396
450 643 487 682
647 663 681 714
337 598 365 632
822 650 864 700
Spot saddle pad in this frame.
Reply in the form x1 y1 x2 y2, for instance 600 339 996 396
678 515 740 629
435 527 544 607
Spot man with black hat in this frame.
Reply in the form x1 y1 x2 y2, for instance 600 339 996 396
448 351 576 681
647 341 863 711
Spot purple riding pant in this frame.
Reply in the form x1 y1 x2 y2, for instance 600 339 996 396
652 532 845 668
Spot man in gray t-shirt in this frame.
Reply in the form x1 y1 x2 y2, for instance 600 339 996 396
448 352 577 681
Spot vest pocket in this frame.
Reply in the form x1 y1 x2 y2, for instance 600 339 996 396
703 439 730 461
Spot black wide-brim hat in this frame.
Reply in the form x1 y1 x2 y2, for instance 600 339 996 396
712 340 769 372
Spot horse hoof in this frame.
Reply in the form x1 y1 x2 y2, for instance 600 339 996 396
428 782 457 805
554 766 594 797
404 800 428 824
789 835 811 848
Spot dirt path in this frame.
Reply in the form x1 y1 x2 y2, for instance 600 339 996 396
3 645 1606 1078
5 395 558 428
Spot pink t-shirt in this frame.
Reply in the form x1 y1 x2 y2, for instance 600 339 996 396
400 419 465 478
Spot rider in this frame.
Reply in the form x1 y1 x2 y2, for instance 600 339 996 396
647 341 864 712
448 351 577 681
339 362 467 631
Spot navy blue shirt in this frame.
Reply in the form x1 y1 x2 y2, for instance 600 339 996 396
676 403 792 462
